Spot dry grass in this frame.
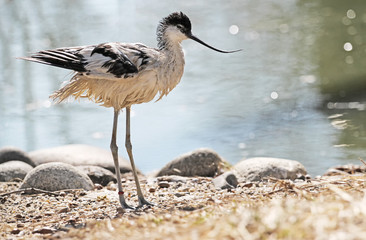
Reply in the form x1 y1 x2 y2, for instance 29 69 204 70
1 174 366 240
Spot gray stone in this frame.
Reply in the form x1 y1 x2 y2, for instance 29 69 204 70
233 157 307 182
156 148 227 177
0 161 34 182
212 171 238 189
20 162 94 191
76 165 116 186
0 146 36 167
28 144 133 174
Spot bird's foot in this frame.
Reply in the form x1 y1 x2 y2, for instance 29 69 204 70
137 197 155 208
120 202 135 210
118 195 135 210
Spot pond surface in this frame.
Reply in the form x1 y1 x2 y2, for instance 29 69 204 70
1 0 366 176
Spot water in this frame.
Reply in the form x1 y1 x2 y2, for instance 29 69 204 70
1 0 366 176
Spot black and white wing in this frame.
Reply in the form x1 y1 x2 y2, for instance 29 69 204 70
20 47 88 72
86 42 157 79
20 42 158 79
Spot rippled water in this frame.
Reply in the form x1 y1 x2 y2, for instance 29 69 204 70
1 0 366 176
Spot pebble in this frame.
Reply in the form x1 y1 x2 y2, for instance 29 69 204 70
241 182 254 188
158 181 170 188
59 192 67 197
11 229 20 234
17 223 24 228
212 171 238 190
32 227 55 234
174 192 188 197
58 207 69 214
15 214 24 219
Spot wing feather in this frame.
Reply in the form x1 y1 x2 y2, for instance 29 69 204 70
20 42 159 79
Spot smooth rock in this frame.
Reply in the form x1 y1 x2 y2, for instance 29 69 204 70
156 148 227 177
29 144 133 174
0 146 36 167
76 165 116 186
20 162 94 191
212 171 238 189
0 161 34 182
233 157 307 182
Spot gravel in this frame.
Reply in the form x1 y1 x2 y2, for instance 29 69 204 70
1 173 366 239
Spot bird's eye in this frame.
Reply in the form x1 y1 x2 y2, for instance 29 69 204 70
177 24 184 30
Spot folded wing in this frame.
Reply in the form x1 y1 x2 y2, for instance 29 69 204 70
20 42 157 80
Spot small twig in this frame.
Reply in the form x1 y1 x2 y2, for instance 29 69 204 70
264 177 281 182
359 158 366 167
265 188 287 196
0 189 25 197
327 184 354 202
0 188 60 197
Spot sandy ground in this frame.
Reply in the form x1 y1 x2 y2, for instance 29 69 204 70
1 174 366 240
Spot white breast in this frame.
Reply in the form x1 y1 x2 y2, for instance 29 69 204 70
155 43 185 101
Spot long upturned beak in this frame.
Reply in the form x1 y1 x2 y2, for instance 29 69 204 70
187 33 241 53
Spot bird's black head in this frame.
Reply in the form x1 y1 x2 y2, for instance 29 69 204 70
157 12 192 49
157 12 241 53
161 12 192 35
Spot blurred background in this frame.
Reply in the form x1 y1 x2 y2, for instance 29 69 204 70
0 0 365 176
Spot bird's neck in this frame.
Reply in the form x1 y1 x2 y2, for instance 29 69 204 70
156 38 185 99
162 42 183 58
158 34 185 64
158 37 183 51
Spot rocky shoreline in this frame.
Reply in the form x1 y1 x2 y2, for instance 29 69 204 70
0 145 309 191
1 145 365 239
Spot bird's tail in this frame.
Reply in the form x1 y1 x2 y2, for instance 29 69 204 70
19 49 86 72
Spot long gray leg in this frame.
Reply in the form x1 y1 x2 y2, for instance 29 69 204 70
111 109 133 209
125 106 154 207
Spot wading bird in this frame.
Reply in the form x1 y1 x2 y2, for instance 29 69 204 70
20 12 240 209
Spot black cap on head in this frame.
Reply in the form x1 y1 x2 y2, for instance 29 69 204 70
157 12 242 53
157 12 192 36
161 12 191 31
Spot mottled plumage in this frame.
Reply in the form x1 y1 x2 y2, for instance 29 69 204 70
22 41 180 109
20 12 240 209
